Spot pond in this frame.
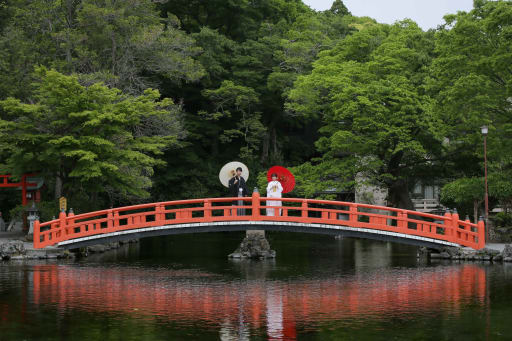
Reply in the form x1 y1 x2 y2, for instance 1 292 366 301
1 232 511 340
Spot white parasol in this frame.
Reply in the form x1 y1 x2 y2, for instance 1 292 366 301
219 161 249 188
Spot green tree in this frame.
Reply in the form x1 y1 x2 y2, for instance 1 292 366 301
0 0 204 97
75 0 204 93
431 0 512 214
440 177 484 222
329 0 350 16
150 3 354 202
202 80 266 160
489 173 512 213
287 21 439 208
0 68 183 208
157 0 310 41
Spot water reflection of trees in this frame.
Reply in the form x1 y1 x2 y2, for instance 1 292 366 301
10 264 485 340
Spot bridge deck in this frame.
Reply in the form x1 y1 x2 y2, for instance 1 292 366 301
34 192 485 250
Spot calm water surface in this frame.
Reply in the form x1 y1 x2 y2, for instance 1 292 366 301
1 232 512 340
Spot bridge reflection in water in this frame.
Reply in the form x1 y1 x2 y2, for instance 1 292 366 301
29 263 486 340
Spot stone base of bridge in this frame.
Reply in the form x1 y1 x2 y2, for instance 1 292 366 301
228 230 276 260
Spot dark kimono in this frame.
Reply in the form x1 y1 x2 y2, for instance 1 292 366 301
228 176 248 215
228 176 248 198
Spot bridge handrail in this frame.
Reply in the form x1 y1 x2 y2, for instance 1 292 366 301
34 192 485 250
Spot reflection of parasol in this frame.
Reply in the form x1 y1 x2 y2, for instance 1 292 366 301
267 166 295 193
219 161 249 188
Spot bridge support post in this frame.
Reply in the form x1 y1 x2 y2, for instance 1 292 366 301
246 230 265 238
229 230 276 260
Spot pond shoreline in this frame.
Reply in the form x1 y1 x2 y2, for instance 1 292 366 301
0 231 138 261
2 231 511 263
420 243 512 262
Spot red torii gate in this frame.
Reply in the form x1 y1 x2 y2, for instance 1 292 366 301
0 174 39 206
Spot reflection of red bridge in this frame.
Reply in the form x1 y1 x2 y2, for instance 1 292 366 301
34 192 486 250
29 264 486 339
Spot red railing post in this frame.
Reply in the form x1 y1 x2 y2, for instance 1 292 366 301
301 200 308 219
154 205 161 224
33 219 41 248
443 211 452 237
463 215 471 242
349 205 357 224
477 217 486 249
113 210 120 228
451 210 460 242
68 208 75 236
59 209 67 241
107 210 113 229
204 200 212 222
160 204 167 222
252 190 260 220
397 211 404 229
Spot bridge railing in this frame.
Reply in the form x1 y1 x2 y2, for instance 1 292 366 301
34 192 485 249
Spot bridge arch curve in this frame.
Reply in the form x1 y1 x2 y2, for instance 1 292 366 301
56 221 460 250
34 192 485 250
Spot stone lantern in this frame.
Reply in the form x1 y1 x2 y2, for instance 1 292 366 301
26 201 40 241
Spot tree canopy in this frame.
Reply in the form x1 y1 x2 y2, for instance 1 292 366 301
0 68 183 209
0 0 511 221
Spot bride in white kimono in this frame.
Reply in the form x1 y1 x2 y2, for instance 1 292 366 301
266 173 283 216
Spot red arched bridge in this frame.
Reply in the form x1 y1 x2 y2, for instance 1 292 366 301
34 192 485 250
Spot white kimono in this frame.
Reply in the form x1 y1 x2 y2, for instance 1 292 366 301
266 180 283 216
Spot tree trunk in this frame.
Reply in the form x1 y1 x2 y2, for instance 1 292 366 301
260 131 269 164
111 32 116 74
271 126 278 157
91 191 98 208
473 200 479 224
388 179 414 210
384 150 413 210
211 129 219 157
54 174 63 200
64 0 75 73
261 115 280 165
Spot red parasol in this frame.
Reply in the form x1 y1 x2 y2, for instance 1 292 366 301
267 166 295 193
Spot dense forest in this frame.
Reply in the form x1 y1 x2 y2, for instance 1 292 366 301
0 0 511 222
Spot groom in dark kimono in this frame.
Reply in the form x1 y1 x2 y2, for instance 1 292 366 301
228 167 248 215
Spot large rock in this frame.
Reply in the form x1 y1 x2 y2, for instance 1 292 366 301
439 251 451 259
87 241 122 253
441 247 460 257
0 240 26 259
229 232 276 259
502 244 512 258
87 244 110 253
494 228 512 243
480 248 501 256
